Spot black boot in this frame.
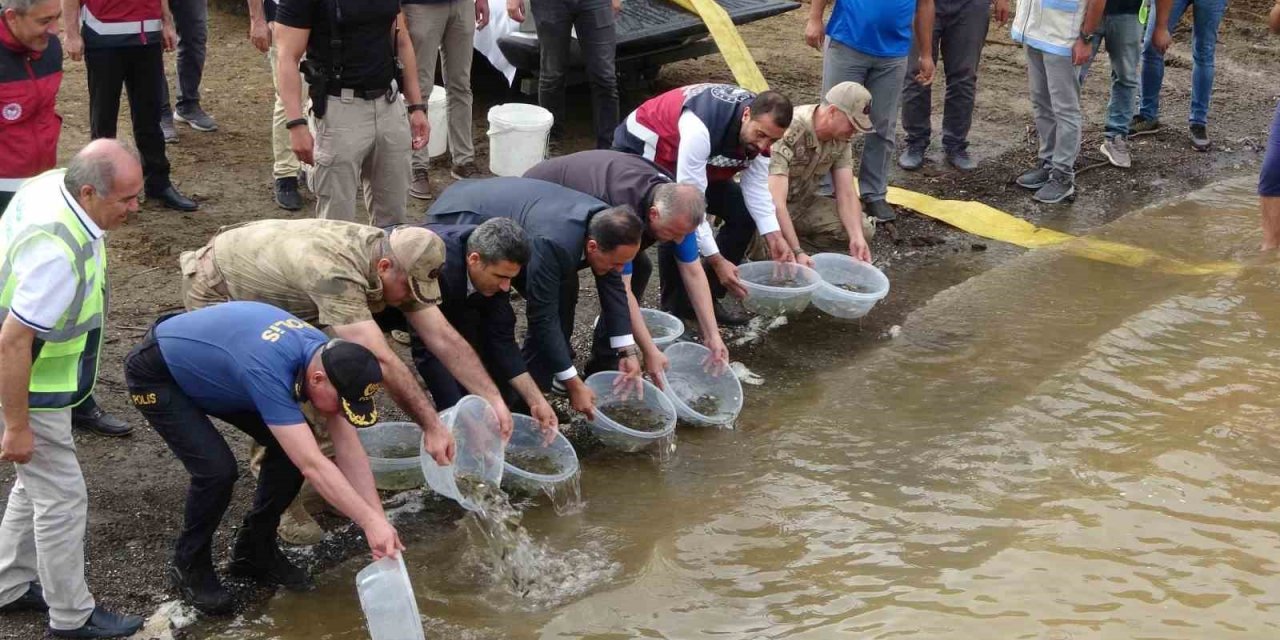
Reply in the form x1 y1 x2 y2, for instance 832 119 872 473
227 528 314 592
169 562 233 615
273 177 302 211
0 582 47 613
72 397 132 437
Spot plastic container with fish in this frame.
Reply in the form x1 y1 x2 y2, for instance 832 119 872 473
585 372 677 452
810 252 890 319
660 342 743 428
502 413 580 494
356 554 425 640
419 395 505 511
356 421 425 491
738 261 822 316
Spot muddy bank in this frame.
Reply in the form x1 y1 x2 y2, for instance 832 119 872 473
2 2 1278 637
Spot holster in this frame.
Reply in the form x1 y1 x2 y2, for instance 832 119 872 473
300 59 330 119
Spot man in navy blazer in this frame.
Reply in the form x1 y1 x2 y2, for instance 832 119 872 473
427 177 650 419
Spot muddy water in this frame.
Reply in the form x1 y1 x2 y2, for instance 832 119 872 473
207 179 1280 639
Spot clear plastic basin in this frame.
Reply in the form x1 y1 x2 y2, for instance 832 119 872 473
592 308 685 350
501 413 579 495
738 261 822 316
810 253 890 319
356 554 425 640
585 372 677 452
356 422 424 491
660 342 743 428
419 395 505 511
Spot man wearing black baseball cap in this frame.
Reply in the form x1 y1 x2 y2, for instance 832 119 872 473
122 302 410 615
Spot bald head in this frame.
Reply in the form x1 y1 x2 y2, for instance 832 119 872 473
65 139 143 231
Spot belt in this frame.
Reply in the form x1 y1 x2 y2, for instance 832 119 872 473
326 86 394 100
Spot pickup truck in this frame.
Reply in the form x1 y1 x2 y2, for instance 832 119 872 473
495 0 800 93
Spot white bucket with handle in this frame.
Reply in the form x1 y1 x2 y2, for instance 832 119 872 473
486 103 553 176
427 85 448 158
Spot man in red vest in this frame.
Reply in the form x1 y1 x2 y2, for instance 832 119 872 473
63 0 199 211
2 0 132 438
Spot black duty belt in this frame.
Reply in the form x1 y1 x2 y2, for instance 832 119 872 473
326 86 395 100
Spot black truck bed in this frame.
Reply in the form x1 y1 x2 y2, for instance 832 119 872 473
497 0 799 76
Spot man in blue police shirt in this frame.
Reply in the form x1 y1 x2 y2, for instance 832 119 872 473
124 302 409 615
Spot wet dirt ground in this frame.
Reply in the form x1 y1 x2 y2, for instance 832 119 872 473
2 1 1278 637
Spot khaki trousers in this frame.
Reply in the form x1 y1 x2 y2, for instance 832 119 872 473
267 43 311 181
404 0 476 169
0 409 95 630
310 93 411 228
748 198 876 260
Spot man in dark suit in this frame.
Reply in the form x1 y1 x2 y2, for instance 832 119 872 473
406 219 558 435
525 150 731 369
427 177 646 419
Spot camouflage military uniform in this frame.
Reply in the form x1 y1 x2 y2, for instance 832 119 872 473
180 218 428 323
748 105 874 258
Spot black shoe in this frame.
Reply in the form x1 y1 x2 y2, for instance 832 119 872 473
863 199 897 222
147 185 199 212
72 404 132 437
48 607 143 639
712 298 750 327
1189 124 1211 152
274 177 302 211
228 545 314 592
0 582 47 613
169 563 233 615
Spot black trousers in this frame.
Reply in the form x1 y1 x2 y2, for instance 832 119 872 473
530 0 619 147
124 329 302 572
587 249 653 373
522 269 621 389
658 180 755 315
85 45 171 192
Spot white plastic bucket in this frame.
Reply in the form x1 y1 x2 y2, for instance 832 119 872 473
487 103 553 176
427 85 448 158
419 395 505 511
356 555 425 640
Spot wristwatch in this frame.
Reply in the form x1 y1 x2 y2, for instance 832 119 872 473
616 345 640 359
1079 30 1096 44
792 246 806 256
406 103 427 115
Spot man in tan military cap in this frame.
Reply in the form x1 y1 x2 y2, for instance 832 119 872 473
759 81 877 266
180 218 514 542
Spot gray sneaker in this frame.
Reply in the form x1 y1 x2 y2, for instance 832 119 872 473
898 145 925 170
159 112 178 143
1032 170 1075 204
174 105 218 132
1100 135 1132 168
1189 124 1210 152
946 148 977 171
1015 164 1051 190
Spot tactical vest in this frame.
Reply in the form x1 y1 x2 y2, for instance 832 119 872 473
0 170 105 410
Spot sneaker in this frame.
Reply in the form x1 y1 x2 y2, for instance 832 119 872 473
0 582 47 613
409 167 432 200
1016 164 1052 190
168 563 233 615
863 199 897 222
550 378 568 397
450 162 481 180
1032 169 1075 204
1189 124 1210 152
1129 115 1161 134
160 113 178 144
274 177 302 211
47 607 143 639
1100 135 1132 168
228 545 314 592
898 145 925 171
173 105 218 132
946 148 978 171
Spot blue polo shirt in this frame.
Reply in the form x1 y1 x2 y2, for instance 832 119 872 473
826 0 918 58
155 301 329 427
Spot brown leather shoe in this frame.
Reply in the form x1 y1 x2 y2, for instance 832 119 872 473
450 162 481 180
409 167 432 200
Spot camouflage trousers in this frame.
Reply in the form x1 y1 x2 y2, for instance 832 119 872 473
747 197 876 260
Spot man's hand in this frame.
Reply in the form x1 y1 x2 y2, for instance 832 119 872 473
914 55 935 86
490 397 514 443
362 516 405 560
409 110 430 151
704 333 730 374
612 0 621 14
507 0 525 22
422 422 456 466
63 31 84 61
290 126 316 165
993 0 1010 24
643 348 669 389
1152 26 1172 54
163 22 177 52
796 251 816 269
250 17 271 52
567 380 596 420
530 398 559 444
0 426 33 464
849 236 871 263
475 0 490 29
1072 37 1092 65
711 257 748 299
804 16 824 50
764 232 794 263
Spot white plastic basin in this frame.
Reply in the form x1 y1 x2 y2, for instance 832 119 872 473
356 554 424 640
738 261 822 316
585 372 677 452
356 422 424 491
501 413 579 495
419 395 505 511
660 342 743 428
810 253 890 319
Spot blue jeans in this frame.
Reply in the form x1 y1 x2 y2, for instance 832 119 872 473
1079 13 1141 138
1139 0 1229 125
